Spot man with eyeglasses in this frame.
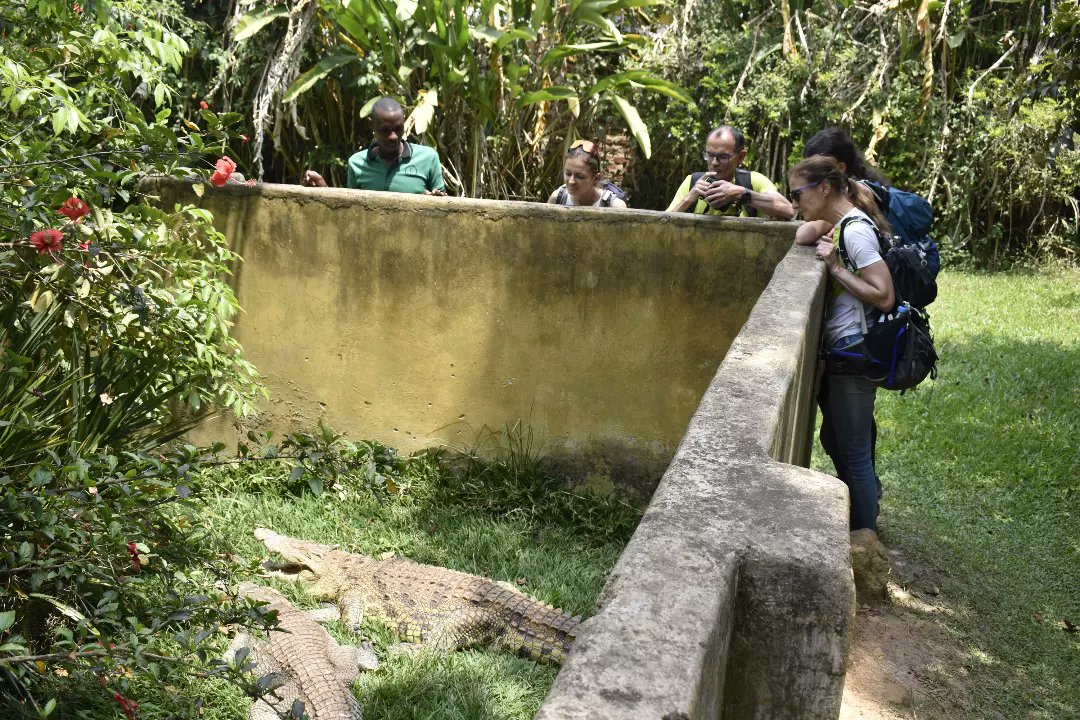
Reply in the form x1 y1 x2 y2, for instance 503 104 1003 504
302 97 447 195
666 126 793 219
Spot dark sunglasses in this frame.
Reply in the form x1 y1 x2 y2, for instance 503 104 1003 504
789 180 822 201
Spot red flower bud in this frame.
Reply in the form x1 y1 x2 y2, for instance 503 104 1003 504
199 100 209 110
73 3 83 14
113 692 138 720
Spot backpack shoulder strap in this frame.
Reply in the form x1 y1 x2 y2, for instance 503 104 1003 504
734 168 759 217
555 186 569 205
734 167 753 191
837 215 889 272
836 216 862 274
836 216 876 335
600 189 614 207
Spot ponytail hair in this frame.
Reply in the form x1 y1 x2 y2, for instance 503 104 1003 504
790 155 892 235
848 177 892 236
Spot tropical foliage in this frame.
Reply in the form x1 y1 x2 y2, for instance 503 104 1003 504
0 0 265 715
627 0 1080 262
194 0 692 199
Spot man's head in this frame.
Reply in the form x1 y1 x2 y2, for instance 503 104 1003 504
702 126 747 182
370 97 406 157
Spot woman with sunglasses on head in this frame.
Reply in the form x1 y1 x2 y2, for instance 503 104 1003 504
547 140 627 209
789 154 894 532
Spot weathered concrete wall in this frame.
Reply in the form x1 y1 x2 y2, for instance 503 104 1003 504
147 179 793 496
534 249 854 720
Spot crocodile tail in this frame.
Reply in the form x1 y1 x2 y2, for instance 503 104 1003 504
488 587 581 664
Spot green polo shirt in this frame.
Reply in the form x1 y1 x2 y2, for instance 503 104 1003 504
346 142 446 194
666 170 779 217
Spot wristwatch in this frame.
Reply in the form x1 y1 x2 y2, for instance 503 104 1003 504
740 188 752 205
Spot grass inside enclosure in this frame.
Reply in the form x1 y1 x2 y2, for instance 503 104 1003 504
193 434 642 720
813 266 1080 719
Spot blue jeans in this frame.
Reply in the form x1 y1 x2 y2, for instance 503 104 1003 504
819 337 880 531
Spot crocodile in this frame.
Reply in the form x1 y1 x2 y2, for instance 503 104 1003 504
253 528 582 664
226 582 379 720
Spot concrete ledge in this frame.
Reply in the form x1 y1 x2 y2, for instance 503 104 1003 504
536 249 854 719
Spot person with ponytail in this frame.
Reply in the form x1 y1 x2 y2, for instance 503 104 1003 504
790 155 894 531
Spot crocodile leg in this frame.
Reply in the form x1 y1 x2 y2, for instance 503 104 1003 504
338 589 366 632
330 641 380 677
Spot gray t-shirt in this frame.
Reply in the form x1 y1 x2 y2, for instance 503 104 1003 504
822 208 885 347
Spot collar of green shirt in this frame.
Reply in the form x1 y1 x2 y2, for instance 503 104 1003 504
366 141 414 166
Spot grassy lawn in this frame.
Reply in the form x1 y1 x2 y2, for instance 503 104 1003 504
178 443 640 720
814 266 1080 719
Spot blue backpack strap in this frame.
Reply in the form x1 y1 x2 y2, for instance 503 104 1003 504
555 185 569 205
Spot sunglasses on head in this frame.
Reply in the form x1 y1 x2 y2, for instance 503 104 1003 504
570 139 600 158
789 180 823 201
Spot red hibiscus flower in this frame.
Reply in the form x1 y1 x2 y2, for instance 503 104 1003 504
126 541 141 571
58 196 90 223
199 100 209 110
73 2 83 13
30 229 63 254
210 156 237 187
113 692 138 720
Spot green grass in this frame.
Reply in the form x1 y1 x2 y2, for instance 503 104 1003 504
176 440 640 720
813 266 1080 719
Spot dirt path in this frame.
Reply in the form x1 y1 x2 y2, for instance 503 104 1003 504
839 548 974 720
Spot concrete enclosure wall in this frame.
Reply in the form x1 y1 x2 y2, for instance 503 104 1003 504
145 179 853 718
535 249 854 720
151 179 793 495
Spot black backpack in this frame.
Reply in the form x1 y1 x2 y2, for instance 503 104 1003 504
830 216 939 392
688 168 757 217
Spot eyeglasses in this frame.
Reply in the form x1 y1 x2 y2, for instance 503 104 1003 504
570 139 600 158
789 180 823 201
702 150 736 163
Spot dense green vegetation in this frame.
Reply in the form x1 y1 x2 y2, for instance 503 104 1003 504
813 265 1080 718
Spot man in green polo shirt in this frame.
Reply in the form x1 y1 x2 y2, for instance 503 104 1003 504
666 126 794 220
302 97 447 195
